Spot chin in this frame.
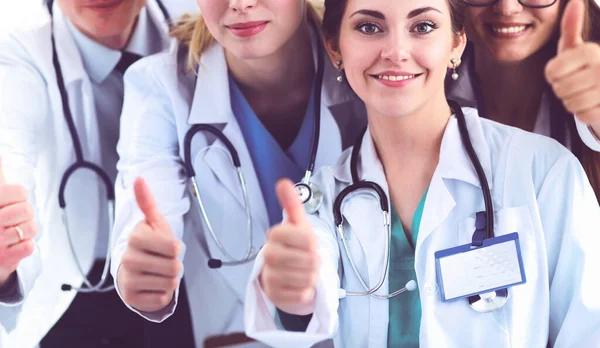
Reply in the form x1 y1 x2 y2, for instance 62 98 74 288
228 41 280 60
488 48 538 64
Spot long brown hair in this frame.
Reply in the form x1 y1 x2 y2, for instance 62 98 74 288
169 1 324 72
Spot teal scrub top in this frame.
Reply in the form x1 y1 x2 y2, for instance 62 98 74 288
387 188 428 347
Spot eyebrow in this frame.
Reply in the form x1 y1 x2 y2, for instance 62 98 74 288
349 9 385 20
349 7 442 20
408 7 442 18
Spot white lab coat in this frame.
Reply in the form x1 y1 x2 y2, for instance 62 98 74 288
0 1 193 346
110 30 366 346
245 107 600 348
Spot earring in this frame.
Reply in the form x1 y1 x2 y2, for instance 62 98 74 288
336 60 343 82
451 58 459 80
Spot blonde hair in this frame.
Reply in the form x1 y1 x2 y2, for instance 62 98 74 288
170 0 324 72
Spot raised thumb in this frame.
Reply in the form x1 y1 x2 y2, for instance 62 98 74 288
276 179 308 227
558 0 585 53
134 177 168 231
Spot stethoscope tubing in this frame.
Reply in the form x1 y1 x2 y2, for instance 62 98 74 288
334 101 496 300
48 0 171 293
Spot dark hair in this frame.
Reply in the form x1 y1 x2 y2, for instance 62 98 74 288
322 0 467 51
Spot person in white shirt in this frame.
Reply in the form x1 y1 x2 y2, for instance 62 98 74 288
0 0 196 346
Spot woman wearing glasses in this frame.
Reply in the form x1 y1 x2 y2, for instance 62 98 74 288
448 0 600 199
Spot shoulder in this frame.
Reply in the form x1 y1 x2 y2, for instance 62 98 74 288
0 9 52 75
472 108 577 194
125 41 224 96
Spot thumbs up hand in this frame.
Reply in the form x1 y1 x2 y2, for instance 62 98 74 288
545 0 600 137
0 157 37 287
259 179 320 316
117 177 182 312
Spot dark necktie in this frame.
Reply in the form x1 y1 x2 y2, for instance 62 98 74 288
115 51 142 75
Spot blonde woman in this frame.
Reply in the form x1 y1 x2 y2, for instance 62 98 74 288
111 0 366 344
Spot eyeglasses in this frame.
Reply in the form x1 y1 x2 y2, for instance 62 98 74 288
463 0 558 9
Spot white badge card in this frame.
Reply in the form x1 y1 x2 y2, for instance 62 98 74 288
435 232 526 302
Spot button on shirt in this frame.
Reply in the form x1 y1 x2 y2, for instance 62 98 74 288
66 7 163 258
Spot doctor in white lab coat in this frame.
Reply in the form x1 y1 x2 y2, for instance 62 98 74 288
111 1 366 345
0 0 197 347
244 0 600 346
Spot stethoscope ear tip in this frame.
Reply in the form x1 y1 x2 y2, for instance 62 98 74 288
61 284 72 291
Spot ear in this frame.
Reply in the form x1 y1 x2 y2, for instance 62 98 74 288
324 39 344 70
448 30 467 69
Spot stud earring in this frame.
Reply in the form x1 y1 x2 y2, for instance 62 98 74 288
451 58 459 80
336 60 343 82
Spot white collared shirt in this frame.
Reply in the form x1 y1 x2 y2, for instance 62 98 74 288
65 7 163 258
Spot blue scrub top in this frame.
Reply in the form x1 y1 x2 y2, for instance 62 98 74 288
229 75 316 227
388 188 428 347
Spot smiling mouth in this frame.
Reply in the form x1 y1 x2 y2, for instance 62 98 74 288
487 24 532 37
374 73 422 81
88 0 123 9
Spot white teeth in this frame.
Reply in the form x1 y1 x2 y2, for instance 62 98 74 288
377 75 415 81
492 25 526 34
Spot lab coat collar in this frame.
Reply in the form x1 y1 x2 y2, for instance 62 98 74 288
65 19 121 84
187 24 357 126
331 107 493 191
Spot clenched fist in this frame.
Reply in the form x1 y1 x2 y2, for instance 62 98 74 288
117 177 182 312
0 157 36 287
260 179 320 316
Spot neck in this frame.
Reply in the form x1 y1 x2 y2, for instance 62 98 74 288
75 18 138 50
369 92 451 166
368 91 451 233
473 47 550 128
225 21 314 98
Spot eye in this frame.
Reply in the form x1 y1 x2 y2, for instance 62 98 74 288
412 21 438 34
356 22 382 35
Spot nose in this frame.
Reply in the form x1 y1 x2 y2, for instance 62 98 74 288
492 0 524 16
380 31 410 64
229 0 257 13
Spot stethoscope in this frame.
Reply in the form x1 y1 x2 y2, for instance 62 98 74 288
183 19 325 270
332 100 508 313
47 0 171 293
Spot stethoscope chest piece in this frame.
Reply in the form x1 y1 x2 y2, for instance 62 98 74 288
295 181 323 214
468 288 509 313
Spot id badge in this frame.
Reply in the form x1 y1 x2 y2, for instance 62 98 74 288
434 232 527 302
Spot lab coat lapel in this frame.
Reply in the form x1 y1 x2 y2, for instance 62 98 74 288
416 108 493 253
186 46 270 301
53 4 103 168
187 43 269 243
336 131 390 291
